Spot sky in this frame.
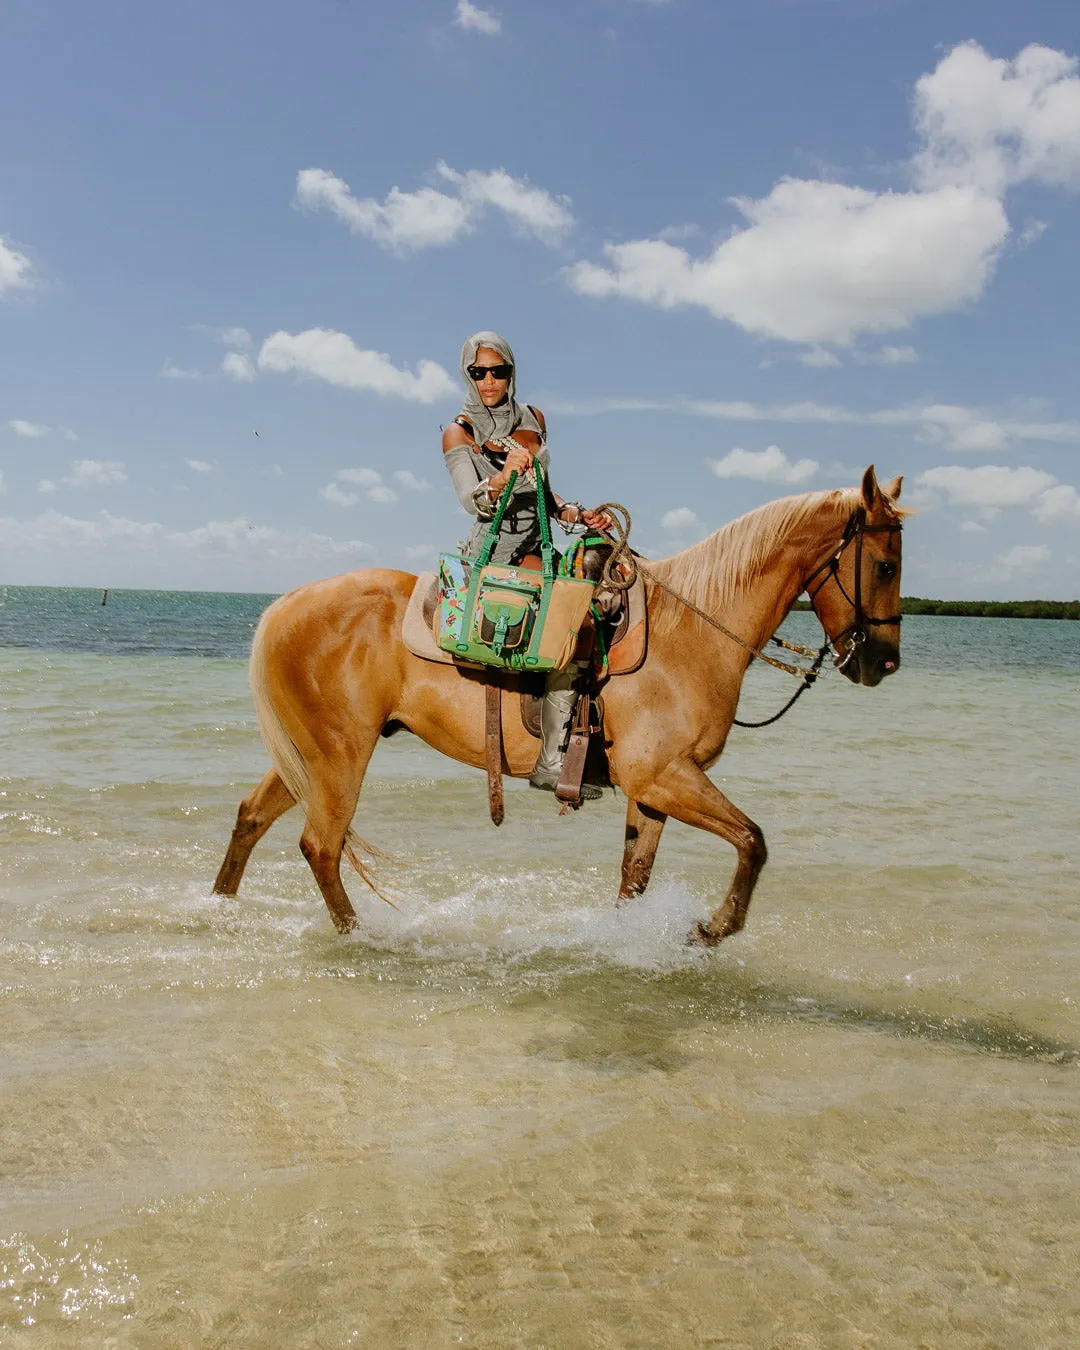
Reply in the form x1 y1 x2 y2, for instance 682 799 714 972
2 0 1079 598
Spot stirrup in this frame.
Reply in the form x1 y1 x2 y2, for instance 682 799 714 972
529 767 602 801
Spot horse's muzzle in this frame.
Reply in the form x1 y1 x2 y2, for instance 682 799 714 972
839 637 901 687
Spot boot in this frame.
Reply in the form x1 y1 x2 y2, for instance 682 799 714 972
529 666 602 800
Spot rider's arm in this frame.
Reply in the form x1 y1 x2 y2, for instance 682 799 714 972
528 411 583 527
442 423 496 517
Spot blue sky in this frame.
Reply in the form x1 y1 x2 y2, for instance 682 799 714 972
2 0 1079 597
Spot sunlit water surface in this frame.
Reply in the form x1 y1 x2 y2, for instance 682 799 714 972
1 588 1078 1347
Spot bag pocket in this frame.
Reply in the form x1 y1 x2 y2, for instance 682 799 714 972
474 577 542 657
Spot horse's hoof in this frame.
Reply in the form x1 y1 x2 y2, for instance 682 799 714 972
690 921 724 947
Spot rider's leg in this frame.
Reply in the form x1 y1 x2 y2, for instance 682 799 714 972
528 664 602 800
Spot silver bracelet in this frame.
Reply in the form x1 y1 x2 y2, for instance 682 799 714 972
471 479 497 519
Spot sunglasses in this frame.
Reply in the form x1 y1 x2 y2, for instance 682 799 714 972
467 363 513 382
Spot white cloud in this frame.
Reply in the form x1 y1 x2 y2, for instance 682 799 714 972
918 464 1080 526
185 459 214 474
660 506 700 529
0 470 4 494
258 329 455 403
798 346 842 368
38 479 56 494
567 41 1080 347
338 468 383 488
567 180 1008 345
453 1 501 35
710 445 819 485
1032 483 1080 524
0 508 372 566
221 351 256 382
60 459 128 490
436 163 573 245
995 543 1050 574
320 482 360 507
393 469 430 492
323 467 399 506
916 404 1010 451
916 464 1056 508
404 543 436 562
296 168 470 251
295 163 572 252
160 362 203 380
1016 219 1048 248
959 519 987 533
0 236 35 296
556 393 1080 455
913 42 1080 195
7 419 51 438
195 325 252 348
853 345 919 366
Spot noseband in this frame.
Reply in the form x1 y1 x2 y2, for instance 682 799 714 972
805 507 903 661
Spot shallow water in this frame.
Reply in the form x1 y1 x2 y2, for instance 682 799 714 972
1 589 1078 1347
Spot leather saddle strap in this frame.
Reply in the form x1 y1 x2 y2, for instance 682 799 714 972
485 675 505 826
555 693 591 808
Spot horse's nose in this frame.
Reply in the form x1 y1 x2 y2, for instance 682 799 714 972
881 650 900 678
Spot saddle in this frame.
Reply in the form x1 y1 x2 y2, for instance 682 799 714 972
400 564 648 818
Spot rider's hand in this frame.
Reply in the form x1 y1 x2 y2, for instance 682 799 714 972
582 507 615 532
487 446 534 493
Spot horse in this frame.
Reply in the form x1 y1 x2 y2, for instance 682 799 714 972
213 466 906 945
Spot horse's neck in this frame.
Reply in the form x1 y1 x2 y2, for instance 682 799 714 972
657 500 843 677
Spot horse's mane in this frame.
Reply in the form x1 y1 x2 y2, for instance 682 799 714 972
646 487 865 635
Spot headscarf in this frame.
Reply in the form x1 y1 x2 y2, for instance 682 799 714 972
459 331 543 448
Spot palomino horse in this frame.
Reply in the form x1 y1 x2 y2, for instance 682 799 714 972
214 466 905 944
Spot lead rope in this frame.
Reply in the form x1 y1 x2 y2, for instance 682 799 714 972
588 501 831 727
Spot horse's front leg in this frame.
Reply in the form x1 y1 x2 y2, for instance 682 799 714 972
618 800 668 903
635 759 767 945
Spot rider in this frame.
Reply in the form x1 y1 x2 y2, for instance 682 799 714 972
442 331 612 797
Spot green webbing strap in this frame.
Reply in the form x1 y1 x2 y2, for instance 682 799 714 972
457 468 527 653
475 470 520 568
454 472 517 652
536 463 554 581
458 461 563 665
524 462 556 665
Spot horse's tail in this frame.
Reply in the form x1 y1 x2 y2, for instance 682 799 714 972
249 606 310 807
248 602 397 905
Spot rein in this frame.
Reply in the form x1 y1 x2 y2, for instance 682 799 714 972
592 501 902 728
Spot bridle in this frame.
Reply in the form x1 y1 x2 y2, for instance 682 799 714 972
803 507 903 668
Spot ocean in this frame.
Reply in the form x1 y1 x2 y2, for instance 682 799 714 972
1 584 1078 1348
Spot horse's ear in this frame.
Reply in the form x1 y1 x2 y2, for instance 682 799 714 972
860 465 879 511
884 474 903 501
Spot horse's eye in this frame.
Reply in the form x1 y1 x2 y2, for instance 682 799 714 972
878 561 897 581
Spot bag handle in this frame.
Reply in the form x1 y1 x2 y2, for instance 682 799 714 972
475 470 519 568
475 456 554 580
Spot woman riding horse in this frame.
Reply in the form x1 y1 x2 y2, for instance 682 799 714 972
441 331 613 798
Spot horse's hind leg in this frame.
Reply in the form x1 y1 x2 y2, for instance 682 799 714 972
618 801 668 903
213 769 296 897
297 723 391 934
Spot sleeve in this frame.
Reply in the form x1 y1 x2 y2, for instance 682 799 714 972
444 443 494 518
